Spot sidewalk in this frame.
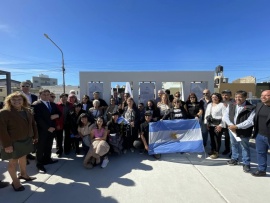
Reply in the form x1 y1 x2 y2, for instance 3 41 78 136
0 143 269 203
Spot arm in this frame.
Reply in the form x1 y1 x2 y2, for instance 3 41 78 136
140 132 149 151
229 110 255 131
222 105 234 126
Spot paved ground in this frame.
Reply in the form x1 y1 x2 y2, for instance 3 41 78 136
0 139 270 203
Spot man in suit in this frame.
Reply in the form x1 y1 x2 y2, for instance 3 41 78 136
20 81 38 161
251 90 270 177
33 89 61 173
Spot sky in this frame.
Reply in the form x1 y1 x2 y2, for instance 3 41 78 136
0 0 270 86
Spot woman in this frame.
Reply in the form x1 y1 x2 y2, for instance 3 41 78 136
104 98 118 122
89 99 103 119
157 94 170 120
83 117 110 169
81 95 93 111
170 98 188 120
0 92 38 191
145 100 160 121
67 103 86 154
186 93 203 119
68 94 78 105
107 111 123 154
122 97 139 153
77 113 93 155
204 93 226 159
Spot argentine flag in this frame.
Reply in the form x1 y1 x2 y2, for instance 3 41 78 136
148 119 204 155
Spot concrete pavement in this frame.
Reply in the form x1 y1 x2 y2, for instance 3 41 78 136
0 142 270 203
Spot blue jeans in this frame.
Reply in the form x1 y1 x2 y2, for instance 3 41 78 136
229 131 250 165
255 134 270 171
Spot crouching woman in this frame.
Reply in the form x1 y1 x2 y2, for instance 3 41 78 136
83 117 110 169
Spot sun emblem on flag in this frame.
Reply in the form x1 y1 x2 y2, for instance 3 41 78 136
171 132 178 139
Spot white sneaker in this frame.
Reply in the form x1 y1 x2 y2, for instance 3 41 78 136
101 158 109 168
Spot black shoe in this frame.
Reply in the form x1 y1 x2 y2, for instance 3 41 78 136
26 154 36 160
222 150 230 155
227 159 239 166
18 176 37 182
251 170 266 177
44 159 58 165
11 183 25 192
0 181 9 189
243 165 251 173
36 164 47 173
153 154 161 159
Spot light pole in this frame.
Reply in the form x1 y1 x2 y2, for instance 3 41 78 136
44 33 65 93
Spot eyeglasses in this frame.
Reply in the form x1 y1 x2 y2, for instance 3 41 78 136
22 86 30 88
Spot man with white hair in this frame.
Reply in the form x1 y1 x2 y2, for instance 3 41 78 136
155 89 164 104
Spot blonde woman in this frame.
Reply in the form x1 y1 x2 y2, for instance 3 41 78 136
0 92 38 191
157 93 170 120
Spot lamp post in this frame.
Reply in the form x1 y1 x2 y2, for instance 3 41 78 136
44 33 65 93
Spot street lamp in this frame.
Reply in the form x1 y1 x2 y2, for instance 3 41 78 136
44 33 65 93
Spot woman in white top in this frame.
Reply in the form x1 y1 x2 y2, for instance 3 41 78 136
204 93 226 159
157 94 170 120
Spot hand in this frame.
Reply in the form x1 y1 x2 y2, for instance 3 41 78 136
195 116 199 120
228 125 238 132
130 121 134 127
215 126 222 133
33 138 38 144
75 134 80 138
51 114 59 120
48 127 55 133
5 146 13 153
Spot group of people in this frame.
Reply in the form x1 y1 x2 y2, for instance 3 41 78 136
0 81 269 191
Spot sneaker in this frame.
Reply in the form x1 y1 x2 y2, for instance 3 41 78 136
227 159 239 166
243 165 251 173
209 152 218 159
208 151 214 155
101 158 109 168
251 170 266 177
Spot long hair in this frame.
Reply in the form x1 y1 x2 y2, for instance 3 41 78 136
186 92 198 103
3 91 29 110
94 116 106 129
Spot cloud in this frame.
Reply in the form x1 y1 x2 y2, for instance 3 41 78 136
0 24 11 33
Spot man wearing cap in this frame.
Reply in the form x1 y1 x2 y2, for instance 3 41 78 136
133 110 161 159
221 89 235 155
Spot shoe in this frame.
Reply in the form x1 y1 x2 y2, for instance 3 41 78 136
101 158 109 168
251 170 266 177
243 165 251 173
222 150 230 155
153 154 161 159
18 176 37 181
227 159 239 166
0 181 9 189
26 154 36 160
208 151 214 155
130 148 135 153
209 152 218 159
43 159 58 165
58 153 62 158
139 149 145 154
36 164 47 173
11 183 25 192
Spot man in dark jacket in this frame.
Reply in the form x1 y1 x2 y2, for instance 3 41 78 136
251 90 270 177
223 90 255 173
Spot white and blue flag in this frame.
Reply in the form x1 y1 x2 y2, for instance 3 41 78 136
148 119 204 155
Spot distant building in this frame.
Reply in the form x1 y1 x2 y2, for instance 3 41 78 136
0 79 21 88
32 74 57 88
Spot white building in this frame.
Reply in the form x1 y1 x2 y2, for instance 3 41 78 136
41 85 80 102
80 71 214 104
32 74 57 88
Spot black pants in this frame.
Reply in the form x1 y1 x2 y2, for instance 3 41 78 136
36 131 54 165
209 126 223 153
55 130 64 154
222 128 231 152
123 127 138 150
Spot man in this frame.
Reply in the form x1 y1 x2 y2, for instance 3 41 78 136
112 90 121 105
33 89 61 173
251 90 270 177
49 92 56 103
92 91 108 113
20 81 38 161
55 93 73 156
165 89 174 103
155 89 164 104
223 90 255 173
221 90 235 155
133 111 161 159
200 89 212 146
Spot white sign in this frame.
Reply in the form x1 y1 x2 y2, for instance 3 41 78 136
190 82 207 99
140 83 155 105
88 82 104 100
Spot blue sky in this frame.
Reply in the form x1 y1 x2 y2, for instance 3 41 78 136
1 0 270 86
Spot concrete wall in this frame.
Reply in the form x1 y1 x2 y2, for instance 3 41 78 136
80 71 214 104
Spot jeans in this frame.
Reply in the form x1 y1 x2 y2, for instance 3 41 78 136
229 131 250 165
255 134 270 171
